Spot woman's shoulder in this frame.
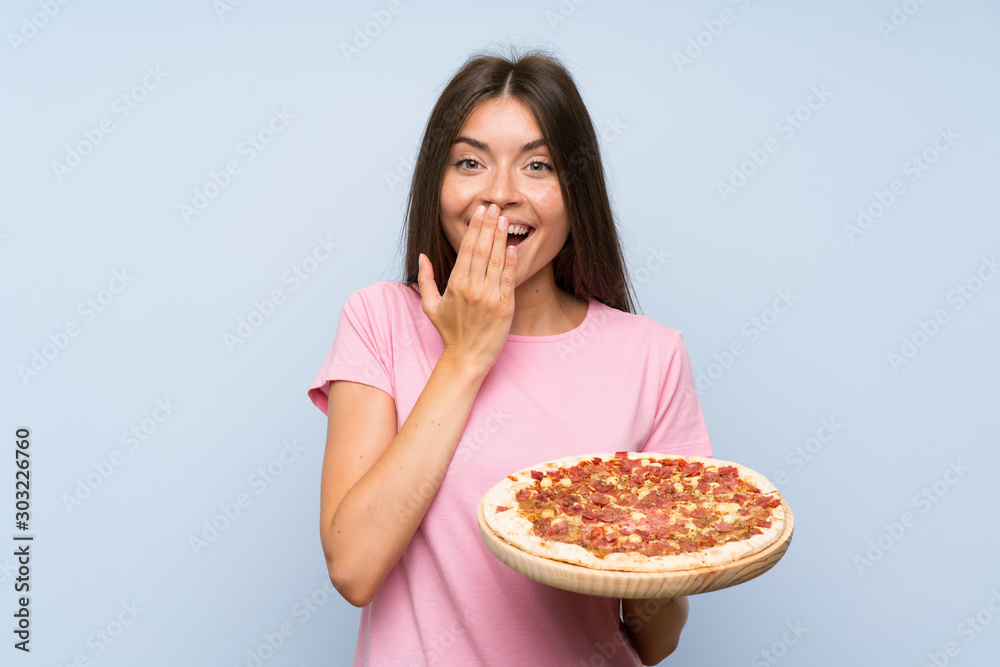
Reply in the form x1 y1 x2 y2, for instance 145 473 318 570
591 301 684 341
345 281 420 310
348 280 414 297
334 282 420 330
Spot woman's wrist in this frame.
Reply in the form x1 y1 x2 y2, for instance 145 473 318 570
437 345 497 381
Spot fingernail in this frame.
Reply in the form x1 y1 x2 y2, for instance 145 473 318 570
498 216 508 231
488 203 500 216
476 205 486 216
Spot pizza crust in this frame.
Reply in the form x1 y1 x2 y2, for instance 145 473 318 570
482 452 785 573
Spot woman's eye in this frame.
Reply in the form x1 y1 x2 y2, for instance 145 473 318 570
456 159 480 169
528 161 554 172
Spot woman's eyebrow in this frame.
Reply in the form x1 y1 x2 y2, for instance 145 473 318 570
453 136 548 153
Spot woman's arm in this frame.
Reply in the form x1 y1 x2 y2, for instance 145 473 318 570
320 357 486 607
621 596 689 665
319 204 517 607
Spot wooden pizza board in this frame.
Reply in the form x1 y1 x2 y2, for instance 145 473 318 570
477 499 794 598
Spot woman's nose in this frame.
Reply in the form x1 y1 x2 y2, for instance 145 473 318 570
481 167 518 209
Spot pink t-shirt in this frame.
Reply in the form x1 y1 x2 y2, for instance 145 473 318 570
308 281 712 666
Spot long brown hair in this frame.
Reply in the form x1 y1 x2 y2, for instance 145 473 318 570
401 48 635 314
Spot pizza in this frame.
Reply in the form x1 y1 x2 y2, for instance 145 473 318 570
481 451 785 572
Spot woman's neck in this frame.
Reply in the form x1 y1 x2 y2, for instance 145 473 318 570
510 272 589 336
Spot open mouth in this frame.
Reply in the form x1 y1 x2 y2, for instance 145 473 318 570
506 224 534 247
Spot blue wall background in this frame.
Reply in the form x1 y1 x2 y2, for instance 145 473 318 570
3 1 999 665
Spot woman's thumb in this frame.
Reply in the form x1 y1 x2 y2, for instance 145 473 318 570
416 253 440 313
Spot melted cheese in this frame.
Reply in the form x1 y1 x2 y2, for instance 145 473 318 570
539 477 552 489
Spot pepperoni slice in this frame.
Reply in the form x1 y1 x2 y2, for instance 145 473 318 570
600 507 625 522
530 470 544 480
682 462 704 476
545 521 568 537
715 521 735 532
618 492 638 505
591 492 611 506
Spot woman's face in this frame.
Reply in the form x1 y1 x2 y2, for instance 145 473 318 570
439 96 569 290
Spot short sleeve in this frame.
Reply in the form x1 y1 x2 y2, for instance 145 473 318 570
641 330 713 458
307 285 396 415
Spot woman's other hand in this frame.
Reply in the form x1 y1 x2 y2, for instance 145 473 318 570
417 203 517 374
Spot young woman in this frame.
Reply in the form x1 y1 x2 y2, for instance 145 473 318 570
308 49 712 666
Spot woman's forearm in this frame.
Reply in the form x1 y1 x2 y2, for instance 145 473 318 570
322 352 488 606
